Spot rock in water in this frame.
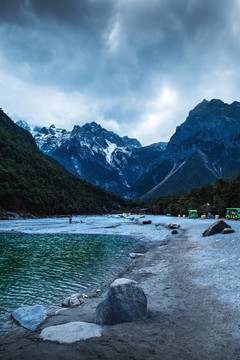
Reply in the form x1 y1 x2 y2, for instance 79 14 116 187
96 278 147 325
39 321 102 344
12 305 47 330
202 220 231 237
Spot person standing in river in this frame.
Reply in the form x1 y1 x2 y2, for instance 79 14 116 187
69 216 72 224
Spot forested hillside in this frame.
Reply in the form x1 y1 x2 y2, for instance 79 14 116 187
0 109 129 215
151 176 240 217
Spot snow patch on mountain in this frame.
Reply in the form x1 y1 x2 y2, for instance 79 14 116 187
104 140 117 164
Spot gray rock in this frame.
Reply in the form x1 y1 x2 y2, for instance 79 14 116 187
129 252 144 259
168 223 180 229
39 321 102 344
222 228 235 234
96 278 147 325
12 305 47 331
142 220 152 224
207 212 215 219
62 295 83 307
202 220 231 237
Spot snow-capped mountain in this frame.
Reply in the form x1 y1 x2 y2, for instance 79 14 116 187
16 98 240 200
16 120 166 197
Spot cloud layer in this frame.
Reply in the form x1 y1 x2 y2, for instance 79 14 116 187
0 0 239 145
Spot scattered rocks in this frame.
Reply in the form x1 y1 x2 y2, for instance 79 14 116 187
142 220 152 225
96 278 147 325
167 223 180 229
0 211 36 220
129 252 144 259
222 228 235 234
39 321 102 344
62 295 84 308
12 305 47 331
202 220 231 237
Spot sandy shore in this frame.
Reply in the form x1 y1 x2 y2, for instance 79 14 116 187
1 215 240 359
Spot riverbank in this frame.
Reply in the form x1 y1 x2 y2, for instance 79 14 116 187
1 215 240 359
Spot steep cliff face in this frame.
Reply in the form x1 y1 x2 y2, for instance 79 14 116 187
138 99 240 199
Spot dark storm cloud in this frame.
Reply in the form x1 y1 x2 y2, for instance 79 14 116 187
0 0 239 144
0 0 113 26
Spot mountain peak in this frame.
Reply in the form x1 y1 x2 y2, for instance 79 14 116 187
189 99 209 115
16 120 31 132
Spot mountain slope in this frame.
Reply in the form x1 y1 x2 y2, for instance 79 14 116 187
15 98 240 201
0 109 129 215
17 121 167 197
138 99 240 200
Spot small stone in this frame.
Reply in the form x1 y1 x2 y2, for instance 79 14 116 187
167 223 180 229
129 252 144 259
222 228 235 234
81 294 89 299
142 220 152 224
12 305 47 331
96 289 101 293
171 230 178 234
62 295 83 307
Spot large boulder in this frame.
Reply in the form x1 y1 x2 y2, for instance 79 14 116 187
12 305 47 331
202 220 231 237
96 278 147 325
39 321 102 344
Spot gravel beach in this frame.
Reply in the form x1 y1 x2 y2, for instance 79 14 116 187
1 215 240 359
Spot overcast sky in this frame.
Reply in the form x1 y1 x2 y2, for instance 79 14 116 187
0 0 239 145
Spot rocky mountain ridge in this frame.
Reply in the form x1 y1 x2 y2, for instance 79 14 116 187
137 99 240 199
17 120 167 197
0 109 128 215
16 98 240 199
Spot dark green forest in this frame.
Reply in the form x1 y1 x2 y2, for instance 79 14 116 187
149 176 240 217
0 109 130 215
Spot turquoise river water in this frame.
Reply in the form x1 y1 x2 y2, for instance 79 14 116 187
0 232 143 335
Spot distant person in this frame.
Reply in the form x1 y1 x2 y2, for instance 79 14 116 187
69 216 72 224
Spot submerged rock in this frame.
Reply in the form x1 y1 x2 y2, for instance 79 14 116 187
96 278 147 325
39 321 102 344
202 220 231 237
12 305 47 331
